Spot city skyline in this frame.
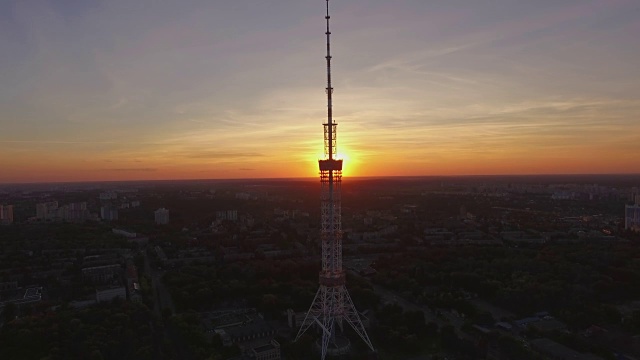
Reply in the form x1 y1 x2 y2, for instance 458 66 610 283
2 0 640 183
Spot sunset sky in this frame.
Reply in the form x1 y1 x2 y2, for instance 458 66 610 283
1 0 639 183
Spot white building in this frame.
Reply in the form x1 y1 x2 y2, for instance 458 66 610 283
155 208 170 225
0 204 13 225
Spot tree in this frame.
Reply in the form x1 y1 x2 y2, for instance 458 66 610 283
440 325 459 351
2 303 16 323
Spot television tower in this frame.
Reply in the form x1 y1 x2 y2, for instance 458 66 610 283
295 1 375 359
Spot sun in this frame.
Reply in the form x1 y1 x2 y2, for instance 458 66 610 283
335 151 353 177
308 146 355 178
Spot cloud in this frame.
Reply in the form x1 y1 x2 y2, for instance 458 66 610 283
106 168 158 172
177 151 265 160
0 140 117 144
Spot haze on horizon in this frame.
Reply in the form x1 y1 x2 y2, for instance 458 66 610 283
1 0 639 184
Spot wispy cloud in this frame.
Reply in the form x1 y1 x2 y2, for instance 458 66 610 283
106 168 158 172
0 140 118 144
175 150 265 160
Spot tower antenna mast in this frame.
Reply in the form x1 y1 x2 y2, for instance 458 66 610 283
295 1 375 359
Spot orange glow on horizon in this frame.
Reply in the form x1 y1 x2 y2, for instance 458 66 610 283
1 135 639 183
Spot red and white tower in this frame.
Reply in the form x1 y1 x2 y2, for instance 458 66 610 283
295 1 375 358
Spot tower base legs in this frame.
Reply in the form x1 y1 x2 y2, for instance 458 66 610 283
295 284 374 360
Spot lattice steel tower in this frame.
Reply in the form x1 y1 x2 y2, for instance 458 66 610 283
295 1 375 359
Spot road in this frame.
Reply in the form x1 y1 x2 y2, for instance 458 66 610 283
143 251 175 317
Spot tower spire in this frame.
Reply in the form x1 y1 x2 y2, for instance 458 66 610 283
295 1 375 359
325 0 334 160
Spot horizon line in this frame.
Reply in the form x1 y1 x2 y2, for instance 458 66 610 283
1 172 640 187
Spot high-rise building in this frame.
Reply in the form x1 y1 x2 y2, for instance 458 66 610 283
633 187 640 205
36 201 59 221
36 201 90 222
295 2 374 359
101 205 119 221
66 202 90 222
0 205 14 225
154 208 170 225
626 204 640 232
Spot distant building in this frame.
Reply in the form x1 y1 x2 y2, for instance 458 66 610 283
236 192 248 200
216 210 238 221
36 201 59 221
35 201 90 222
0 204 14 225
155 208 170 225
101 205 119 221
66 202 90 222
551 191 573 200
99 191 118 200
625 204 640 232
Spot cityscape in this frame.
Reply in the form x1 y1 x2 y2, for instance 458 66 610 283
1 0 640 360
1 175 640 359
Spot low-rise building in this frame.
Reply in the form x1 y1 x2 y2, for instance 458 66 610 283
252 340 280 360
82 264 121 284
96 286 126 303
287 309 306 328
